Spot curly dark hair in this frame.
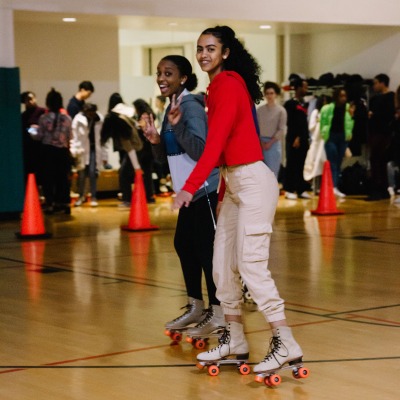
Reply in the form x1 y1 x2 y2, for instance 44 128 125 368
201 25 263 103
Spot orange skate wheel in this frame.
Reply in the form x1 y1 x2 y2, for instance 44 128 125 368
208 365 220 376
264 376 272 387
164 329 171 337
171 332 182 342
186 336 193 343
239 364 250 375
298 367 309 379
196 363 205 370
269 374 282 386
195 339 206 350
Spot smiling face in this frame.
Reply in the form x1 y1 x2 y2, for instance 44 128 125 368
156 59 186 99
196 33 229 81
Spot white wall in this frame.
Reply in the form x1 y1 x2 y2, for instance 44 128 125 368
300 27 400 90
15 21 120 114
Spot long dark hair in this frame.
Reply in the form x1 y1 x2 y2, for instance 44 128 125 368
161 55 198 92
201 25 263 103
133 99 156 120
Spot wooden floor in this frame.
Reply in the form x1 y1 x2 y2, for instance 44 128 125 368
0 194 399 399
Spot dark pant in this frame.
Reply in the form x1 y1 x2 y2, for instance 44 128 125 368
77 148 98 199
119 151 134 202
325 131 347 188
284 142 309 194
41 145 71 206
368 133 391 195
174 190 219 305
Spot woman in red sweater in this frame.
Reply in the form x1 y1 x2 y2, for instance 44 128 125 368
169 26 303 375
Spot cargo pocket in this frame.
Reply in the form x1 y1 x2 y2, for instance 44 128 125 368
242 223 273 262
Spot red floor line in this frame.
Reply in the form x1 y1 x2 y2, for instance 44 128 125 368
246 318 337 335
0 344 170 375
286 302 337 313
345 314 400 325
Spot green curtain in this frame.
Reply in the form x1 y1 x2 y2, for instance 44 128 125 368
0 67 24 215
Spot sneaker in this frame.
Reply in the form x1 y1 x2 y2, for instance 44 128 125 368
388 187 395 197
74 197 85 207
299 191 312 199
333 188 346 198
90 200 98 207
285 192 298 200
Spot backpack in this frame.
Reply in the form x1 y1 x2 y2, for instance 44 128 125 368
339 162 368 195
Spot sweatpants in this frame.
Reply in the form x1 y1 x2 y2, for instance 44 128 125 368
214 161 286 323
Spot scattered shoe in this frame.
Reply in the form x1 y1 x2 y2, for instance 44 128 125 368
285 192 298 200
90 200 98 207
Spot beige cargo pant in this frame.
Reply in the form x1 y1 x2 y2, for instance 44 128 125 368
214 161 286 323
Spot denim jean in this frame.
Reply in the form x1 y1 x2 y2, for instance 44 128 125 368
324 131 347 188
260 137 282 179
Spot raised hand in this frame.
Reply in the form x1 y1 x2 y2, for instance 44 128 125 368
167 94 183 126
143 113 160 144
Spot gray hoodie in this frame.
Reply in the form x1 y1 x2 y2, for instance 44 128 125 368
152 90 219 202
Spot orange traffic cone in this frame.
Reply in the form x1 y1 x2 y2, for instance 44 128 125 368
121 170 159 231
16 174 52 239
311 161 344 215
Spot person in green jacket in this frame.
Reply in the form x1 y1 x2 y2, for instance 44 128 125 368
320 88 355 197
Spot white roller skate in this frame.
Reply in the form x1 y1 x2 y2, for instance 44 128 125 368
164 297 204 344
196 321 250 376
186 305 226 349
254 326 310 387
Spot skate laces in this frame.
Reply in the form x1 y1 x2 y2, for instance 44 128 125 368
204 328 230 354
262 335 288 364
194 307 214 328
170 304 192 323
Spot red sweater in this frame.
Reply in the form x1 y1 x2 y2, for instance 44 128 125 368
182 71 263 196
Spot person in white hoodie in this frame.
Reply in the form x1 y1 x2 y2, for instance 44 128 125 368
70 103 108 207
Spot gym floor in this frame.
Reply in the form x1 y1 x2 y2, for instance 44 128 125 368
0 194 399 399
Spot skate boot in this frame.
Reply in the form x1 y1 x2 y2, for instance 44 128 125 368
164 297 204 343
186 305 226 349
254 326 309 387
196 321 250 376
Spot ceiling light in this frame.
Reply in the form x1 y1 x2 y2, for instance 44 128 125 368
259 25 272 30
63 18 77 23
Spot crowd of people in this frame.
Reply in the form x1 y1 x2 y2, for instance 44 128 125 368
21 82 170 214
257 73 400 204
21 73 400 214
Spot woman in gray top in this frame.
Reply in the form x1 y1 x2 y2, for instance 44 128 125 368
144 55 224 346
257 81 287 178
